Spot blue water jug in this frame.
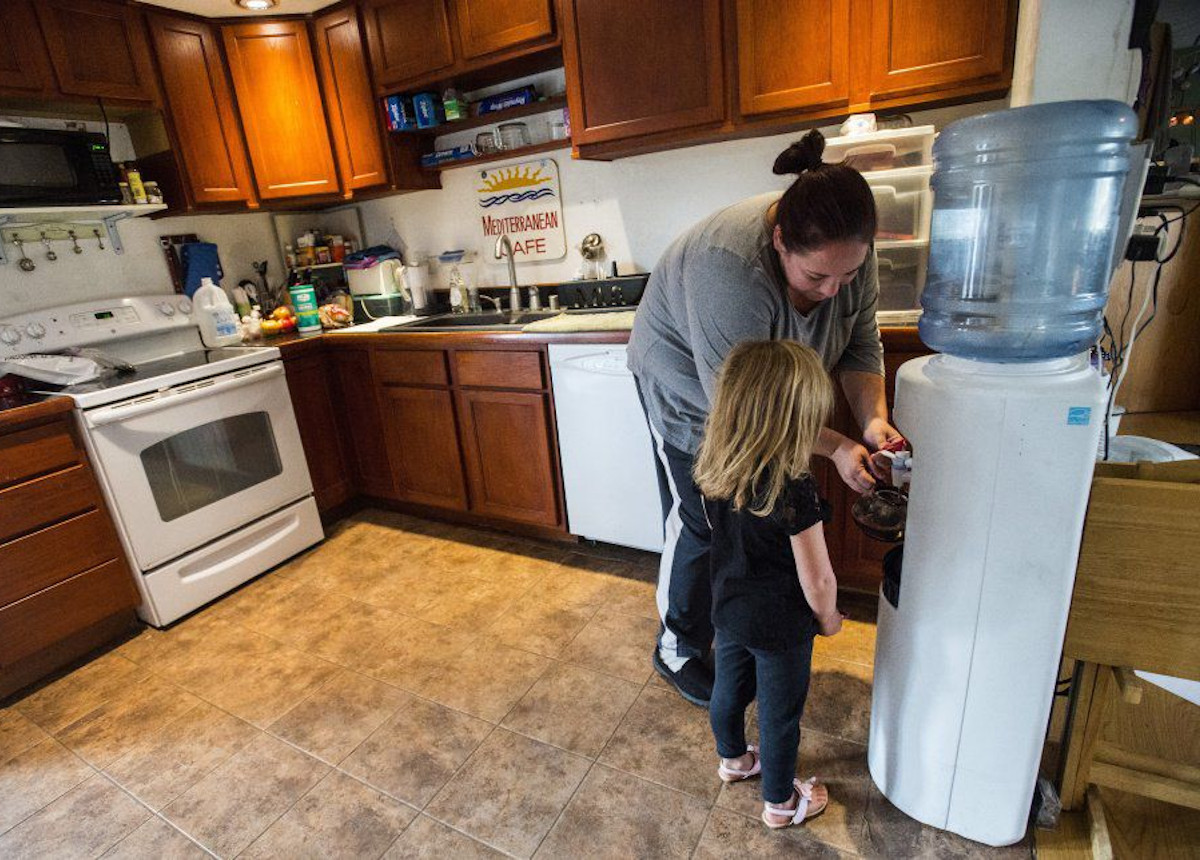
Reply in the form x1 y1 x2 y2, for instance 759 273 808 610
919 100 1139 361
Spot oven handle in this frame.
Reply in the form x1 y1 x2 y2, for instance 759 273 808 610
85 363 285 428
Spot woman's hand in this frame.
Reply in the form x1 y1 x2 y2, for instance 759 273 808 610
831 438 876 494
863 418 903 452
817 609 845 637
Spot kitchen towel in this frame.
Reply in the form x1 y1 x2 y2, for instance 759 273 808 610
179 242 224 297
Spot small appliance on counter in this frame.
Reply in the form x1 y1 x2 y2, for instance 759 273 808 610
345 246 414 323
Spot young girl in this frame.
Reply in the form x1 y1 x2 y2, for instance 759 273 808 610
693 339 844 829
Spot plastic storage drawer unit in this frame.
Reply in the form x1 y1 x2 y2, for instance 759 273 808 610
876 242 929 318
823 126 935 172
868 166 933 243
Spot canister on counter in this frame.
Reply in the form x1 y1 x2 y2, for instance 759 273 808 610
288 281 322 333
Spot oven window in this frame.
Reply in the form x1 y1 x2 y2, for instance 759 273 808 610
140 412 282 522
0 144 77 188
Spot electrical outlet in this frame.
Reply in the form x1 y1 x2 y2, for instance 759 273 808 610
1125 223 1167 261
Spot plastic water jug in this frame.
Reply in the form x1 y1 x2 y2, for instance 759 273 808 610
193 278 241 347
919 101 1138 361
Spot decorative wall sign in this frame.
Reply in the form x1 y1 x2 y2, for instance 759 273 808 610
476 159 566 260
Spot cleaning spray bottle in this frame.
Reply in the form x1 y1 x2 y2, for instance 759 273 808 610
193 277 242 347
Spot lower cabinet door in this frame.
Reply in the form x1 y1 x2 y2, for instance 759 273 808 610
456 389 561 527
332 348 395 498
380 385 468 510
284 353 353 514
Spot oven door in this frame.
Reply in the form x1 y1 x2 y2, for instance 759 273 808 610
83 362 313 571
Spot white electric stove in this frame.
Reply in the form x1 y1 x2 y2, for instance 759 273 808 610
0 295 323 627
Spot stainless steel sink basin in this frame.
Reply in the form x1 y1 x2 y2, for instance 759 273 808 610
381 311 559 332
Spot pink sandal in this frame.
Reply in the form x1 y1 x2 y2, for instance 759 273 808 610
717 745 761 783
762 777 828 829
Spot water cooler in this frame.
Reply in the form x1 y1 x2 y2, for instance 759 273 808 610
867 101 1141 846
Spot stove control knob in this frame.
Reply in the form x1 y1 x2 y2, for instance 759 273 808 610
24 323 46 340
157 301 176 317
0 326 21 346
176 297 192 315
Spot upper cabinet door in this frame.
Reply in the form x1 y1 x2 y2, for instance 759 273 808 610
453 0 554 61
0 1 58 96
361 0 455 92
312 7 389 193
147 13 256 206
736 0 850 117
562 0 725 146
35 0 158 103
867 0 1013 99
222 21 341 200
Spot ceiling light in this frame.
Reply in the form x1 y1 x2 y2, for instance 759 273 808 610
235 0 277 9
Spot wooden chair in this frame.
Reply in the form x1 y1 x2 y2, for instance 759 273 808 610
1057 459 1200 833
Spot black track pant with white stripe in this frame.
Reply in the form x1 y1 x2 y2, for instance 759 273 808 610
635 381 713 666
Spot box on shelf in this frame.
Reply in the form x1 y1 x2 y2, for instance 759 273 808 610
866 166 933 243
823 125 935 172
876 241 928 314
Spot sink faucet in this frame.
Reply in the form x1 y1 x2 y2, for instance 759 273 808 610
494 235 520 311
478 293 504 314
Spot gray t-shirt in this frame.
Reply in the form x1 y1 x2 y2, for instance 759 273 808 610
628 192 884 454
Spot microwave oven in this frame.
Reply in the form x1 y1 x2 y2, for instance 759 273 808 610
0 128 123 206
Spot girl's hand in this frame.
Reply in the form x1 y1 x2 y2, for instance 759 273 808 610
817 610 845 637
831 439 875 494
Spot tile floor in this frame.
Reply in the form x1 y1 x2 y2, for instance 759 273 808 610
0 509 1032 858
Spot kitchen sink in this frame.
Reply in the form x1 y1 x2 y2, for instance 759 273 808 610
382 311 559 332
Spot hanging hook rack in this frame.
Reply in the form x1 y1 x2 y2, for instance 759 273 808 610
0 204 165 267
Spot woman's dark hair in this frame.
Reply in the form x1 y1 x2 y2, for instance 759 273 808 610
772 130 876 253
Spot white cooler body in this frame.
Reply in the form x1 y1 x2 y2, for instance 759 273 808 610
868 353 1104 846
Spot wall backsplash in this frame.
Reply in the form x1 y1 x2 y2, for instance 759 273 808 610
357 100 1006 288
0 213 283 318
0 99 1002 318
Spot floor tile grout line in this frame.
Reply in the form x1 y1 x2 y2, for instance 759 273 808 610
92 768 221 859
0 740 99 840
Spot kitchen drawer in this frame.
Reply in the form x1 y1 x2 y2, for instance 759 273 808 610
0 509 121 606
0 464 98 542
453 350 545 390
0 419 80 489
373 348 450 386
0 558 136 670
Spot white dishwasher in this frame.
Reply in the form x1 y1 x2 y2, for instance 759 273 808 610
549 344 664 553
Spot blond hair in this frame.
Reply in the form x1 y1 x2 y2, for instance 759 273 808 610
693 341 833 516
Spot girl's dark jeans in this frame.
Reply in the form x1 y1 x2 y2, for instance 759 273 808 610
709 630 815 803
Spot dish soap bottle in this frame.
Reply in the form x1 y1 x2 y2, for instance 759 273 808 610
193 277 241 347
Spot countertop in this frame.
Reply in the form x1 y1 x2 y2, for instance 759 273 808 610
0 394 73 433
258 323 923 358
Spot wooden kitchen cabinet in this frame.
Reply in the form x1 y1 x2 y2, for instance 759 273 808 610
361 0 456 92
0 1 58 97
453 0 555 60
0 402 139 700
147 12 257 207
333 347 395 498
34 0 159 104
866 0 1014 100
561 0 726 146
566 0 1016 158
222 20 341 200
736 0 850 117
283 350 354 516
312 6 390 194
457 388 560 527
379 385 469 510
